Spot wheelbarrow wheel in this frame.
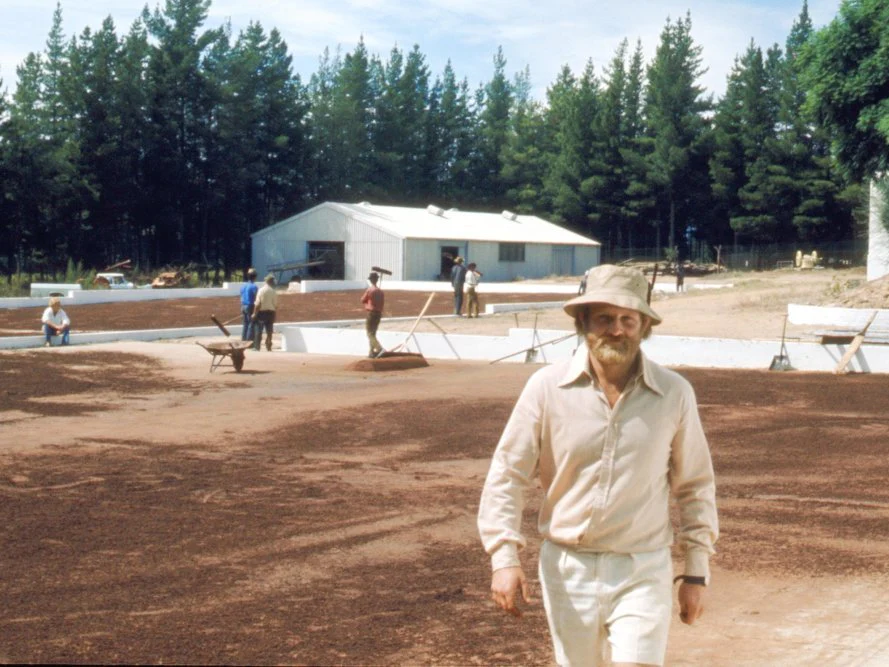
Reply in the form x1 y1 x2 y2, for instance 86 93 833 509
232 350 245 372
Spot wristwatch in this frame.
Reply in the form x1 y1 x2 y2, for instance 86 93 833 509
673 574 708 586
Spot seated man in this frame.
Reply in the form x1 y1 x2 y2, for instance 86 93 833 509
41 296 71 346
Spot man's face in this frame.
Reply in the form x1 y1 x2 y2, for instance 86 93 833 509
580 304 649 366
51 303 61 314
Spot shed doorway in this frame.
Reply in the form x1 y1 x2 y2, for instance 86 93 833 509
307 241 345 279
439 245 462 280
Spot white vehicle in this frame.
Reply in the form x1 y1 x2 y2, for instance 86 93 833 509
95 272 134 289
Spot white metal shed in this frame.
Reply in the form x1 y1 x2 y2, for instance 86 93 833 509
251 202 601 282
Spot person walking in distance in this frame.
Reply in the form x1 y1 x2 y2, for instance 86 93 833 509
361 271 385 358
451 256 467 316
465 263 482 318
675 261 686 293
240 268 258 341
478 263 718 667
252 274 278 351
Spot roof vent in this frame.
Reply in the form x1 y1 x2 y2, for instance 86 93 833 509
358 201 371 206
502 210 519 221
426 205 446 217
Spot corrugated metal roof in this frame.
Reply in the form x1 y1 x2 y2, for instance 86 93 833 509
257 202 600 246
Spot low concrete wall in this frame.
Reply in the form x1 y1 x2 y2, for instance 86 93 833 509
486 301 564 314
280 323 889 373
645 335 889 372
788 303 889 329
0 325 225 350
282 325 577 364
30 283 83 298
1 285 242 310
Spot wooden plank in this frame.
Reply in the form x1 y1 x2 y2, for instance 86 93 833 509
834 310 879 375
820 334 856 345
389 292 436 353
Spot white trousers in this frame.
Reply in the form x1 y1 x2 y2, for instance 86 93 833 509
538 541 673 667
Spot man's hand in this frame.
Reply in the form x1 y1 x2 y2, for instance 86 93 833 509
678 581 705 625
490 566 532 618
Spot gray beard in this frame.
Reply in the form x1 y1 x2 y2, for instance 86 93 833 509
590 338 636 364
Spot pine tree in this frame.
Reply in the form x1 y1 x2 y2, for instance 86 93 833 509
779 1 851 241
620 41 656 254
141 0 226 264
644 13 711 255
582 40 633 251
716 42 783 242
322 38 375 201
543 62 600 235
371 44 431 202
307 46 343 201
427 62 474 203
501 66 547 213
474 47 513 207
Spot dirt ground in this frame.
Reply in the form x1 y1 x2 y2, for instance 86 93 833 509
0 290 566 337
3 268 889 665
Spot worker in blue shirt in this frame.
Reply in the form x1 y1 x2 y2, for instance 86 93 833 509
240 268 258 341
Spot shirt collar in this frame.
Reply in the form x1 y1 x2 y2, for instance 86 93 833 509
558 342 664 396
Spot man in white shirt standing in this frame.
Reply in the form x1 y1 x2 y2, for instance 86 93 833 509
464 262 481 318
252 274 278 351
478 264 718 667
41 296 71 347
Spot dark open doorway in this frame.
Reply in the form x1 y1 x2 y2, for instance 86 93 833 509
439 245 460 280
307 241 345 279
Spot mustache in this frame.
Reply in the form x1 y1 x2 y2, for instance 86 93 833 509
593 336 630 350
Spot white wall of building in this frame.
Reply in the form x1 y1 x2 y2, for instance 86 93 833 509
403 238 464 280
575 245 601 274
868 179 889 281
402 239 599 282
251 206 403 280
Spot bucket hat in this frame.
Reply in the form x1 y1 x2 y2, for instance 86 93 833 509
563 264 662 324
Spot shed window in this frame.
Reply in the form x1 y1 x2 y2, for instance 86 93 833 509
499 243 526 262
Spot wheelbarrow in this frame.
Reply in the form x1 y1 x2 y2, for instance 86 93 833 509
196 338 252 372
195 314 252 372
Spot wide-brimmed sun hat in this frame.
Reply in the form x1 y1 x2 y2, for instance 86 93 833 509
563 264 662 324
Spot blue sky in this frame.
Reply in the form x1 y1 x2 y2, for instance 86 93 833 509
0 0 841 101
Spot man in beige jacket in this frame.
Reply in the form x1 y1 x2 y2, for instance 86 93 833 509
252 274 278 351
478 264 718 667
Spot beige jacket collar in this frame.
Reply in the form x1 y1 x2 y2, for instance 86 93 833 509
558 342 664 397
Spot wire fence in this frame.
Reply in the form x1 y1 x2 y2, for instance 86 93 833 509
603 240 868 272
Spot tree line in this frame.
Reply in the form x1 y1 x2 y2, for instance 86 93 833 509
0 0 878 278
